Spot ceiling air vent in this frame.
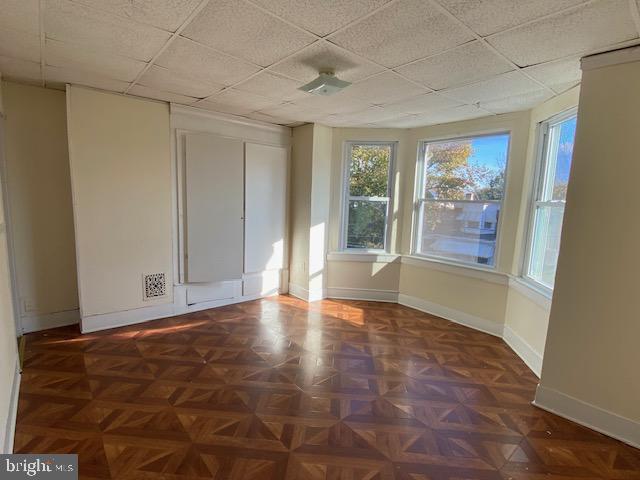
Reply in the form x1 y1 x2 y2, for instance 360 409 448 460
143 272 167 300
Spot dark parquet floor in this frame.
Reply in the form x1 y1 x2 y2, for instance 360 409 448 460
14 295 640 479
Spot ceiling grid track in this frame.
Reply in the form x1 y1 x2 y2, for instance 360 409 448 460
13 0 638 127
124 0 212 94
630 0 640 36
38 0 46 87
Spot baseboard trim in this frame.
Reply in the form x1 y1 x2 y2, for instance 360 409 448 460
20 309 80 334
81 292 281 333
398 293 503 337
326 287 398 303
534 385 640 449
81 302 176 334
288 283 325 302
2 362 20 454
503 325 543 377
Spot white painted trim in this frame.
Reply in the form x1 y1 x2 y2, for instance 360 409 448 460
288 283 309 301
81 302 176 333
288 283 325 302
581 45 640 71
398 293 503 337
327 252 400 263
508 277 552 310
20 309 80 334
170 104 291 135
401 256 508 285
2 363 20 454
502 325 543 377
534 385 640 449
326 287 398 302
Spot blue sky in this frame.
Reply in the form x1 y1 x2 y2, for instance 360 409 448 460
468 134 510 171
555 116 577 182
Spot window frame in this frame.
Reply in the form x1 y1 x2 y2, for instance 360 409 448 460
340 140 397 253
411 130 512 271
522 107 578 295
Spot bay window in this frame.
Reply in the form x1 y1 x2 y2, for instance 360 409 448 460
413 133 511 267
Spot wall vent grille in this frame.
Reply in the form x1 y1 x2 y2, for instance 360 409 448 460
143 273 167 300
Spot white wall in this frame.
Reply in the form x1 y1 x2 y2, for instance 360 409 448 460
2 82 78 333
0 74 20 453
536 53 640 446
66 86 174 326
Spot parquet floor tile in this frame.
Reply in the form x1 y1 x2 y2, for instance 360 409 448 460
14 296 640 479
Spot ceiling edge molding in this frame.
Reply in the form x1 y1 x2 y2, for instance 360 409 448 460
581 44 640 71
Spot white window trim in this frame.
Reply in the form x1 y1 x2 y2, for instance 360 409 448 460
521 107 577 295
340 141 397 252
410 130 512 271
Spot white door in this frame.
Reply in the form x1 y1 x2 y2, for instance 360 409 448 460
185 133 244 283
244 143 287 294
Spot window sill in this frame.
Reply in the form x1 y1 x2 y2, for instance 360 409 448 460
508 276 552 309
401 255 509 285
327 251 401 263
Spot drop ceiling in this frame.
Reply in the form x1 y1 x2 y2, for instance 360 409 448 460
1 0 639 128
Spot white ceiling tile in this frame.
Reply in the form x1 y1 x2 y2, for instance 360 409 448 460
395 41 514 90
197 89 283 115
380 93 462 115
443 70 544 105
345 72 428 104
234 71 307 101
0 55 41 84
523 58 582 94
243 110 291 125
256 102 327 123
0 28 40 63
292 90 374 114
0 0 39 35
155 37 261 87
438 0 586 37
249 0 393 36
44 65 131 92
328 0 474 67
45 39 146 82
324 106 398 125
127 84 198 105
138 65 224 98
44 0 170 62
481 89 554 114
396 104 490 127
71 0 202 32
488 0 639 67
181 0 316 67
271 41 384 82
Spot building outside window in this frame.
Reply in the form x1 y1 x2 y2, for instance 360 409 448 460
413 133 511 267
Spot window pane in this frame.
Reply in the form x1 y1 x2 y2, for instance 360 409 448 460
542 116 576 201
349 144 391 197
528 205 565 288
347 200 387 249
418 200 500 266
424 134 509 201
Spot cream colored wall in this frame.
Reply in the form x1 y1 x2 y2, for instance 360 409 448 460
538 59 640 423
0 75 20 453
393 112 530 328
308 124 333 295
326 128 407 292
289 124 313 288
327 260 401 292
2 82 78 323
504 286 549 354
66 86 173 318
